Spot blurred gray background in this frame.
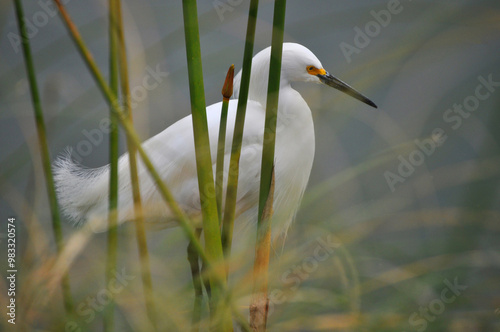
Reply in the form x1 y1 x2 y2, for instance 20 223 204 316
1 0 499 331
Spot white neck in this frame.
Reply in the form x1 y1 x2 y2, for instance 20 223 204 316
233 48 294 108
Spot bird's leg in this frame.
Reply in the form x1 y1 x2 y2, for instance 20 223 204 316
187 228 203 331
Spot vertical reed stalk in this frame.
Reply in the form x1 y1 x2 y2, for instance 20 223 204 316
258 0 285 223
206 65 234 327
215 64 234 223
115 0 157 328
250 0 287 330
221 0 259 258
181 1 231 330
104 0 120 330
181 0 223 270
13 0 74 314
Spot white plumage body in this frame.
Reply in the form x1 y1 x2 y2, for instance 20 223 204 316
55 43 320 236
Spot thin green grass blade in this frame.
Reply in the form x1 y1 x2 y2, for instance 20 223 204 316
221 0 259 259
114 0 158 328
104 0 119 330
13 0 74 315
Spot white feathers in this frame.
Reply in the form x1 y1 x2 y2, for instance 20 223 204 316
53 148 110 226
54 43 321 236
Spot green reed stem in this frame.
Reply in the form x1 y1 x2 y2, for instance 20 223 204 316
181 0 223 271
258 0 286 223
13 0 74 315
216 65 234 224
104 0 119 330
115 0 158 328
181 0 231 330
251 0 287 330
221 0 259 259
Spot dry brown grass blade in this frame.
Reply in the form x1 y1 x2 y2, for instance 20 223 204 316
250 165 275 331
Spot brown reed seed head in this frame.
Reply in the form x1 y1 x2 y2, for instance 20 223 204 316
222 64 235 101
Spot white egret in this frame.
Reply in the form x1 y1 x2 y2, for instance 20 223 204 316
54 43 376 237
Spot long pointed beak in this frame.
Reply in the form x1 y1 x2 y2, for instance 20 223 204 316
318 72 377 108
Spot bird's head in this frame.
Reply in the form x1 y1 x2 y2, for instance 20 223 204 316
282 43 377 108
234 43 377 108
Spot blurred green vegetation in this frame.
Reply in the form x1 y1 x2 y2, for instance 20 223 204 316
1 1 499 331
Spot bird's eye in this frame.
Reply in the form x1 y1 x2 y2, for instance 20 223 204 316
307 66 315 72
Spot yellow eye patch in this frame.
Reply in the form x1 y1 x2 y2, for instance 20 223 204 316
306 66 326 76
